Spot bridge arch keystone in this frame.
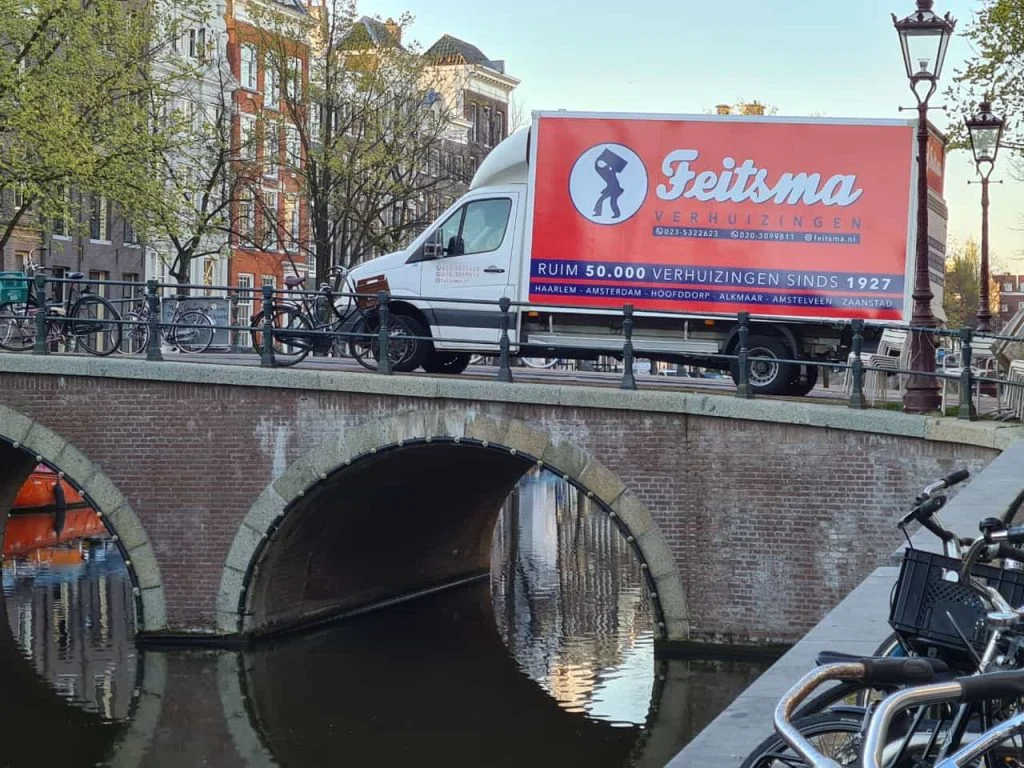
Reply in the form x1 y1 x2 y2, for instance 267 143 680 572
0 404 166 633
220 409 688 640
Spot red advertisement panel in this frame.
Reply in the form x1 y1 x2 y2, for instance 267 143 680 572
927 130 945 195
527 115 916 320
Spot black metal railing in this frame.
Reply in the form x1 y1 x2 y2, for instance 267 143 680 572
1 272 1022 422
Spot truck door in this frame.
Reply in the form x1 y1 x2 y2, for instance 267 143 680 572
418 193 519 348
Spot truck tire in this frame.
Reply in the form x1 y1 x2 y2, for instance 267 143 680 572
787 364 819 397
422 351 471 375
391 313 430 373
730 335 795 396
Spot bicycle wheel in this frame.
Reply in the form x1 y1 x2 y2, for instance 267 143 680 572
740 712 864 767
348 313 417 372
173 310 214 353
118 311 149 355
70 295 122 356
251 305 312 367
0 302 36 351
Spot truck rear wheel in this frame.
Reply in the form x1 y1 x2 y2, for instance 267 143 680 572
787 364 819 397
730 335 795 396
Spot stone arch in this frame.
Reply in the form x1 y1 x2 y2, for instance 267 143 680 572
217 409 688 641
0 404 166 633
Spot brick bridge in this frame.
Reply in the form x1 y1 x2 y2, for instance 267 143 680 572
0 354 1019 646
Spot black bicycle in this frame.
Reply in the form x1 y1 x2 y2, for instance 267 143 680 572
248 267 419 370
0 258 122 355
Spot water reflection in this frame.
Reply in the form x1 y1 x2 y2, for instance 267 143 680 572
1 470 770 768
491 469 655 726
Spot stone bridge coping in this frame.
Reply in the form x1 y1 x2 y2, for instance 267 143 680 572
4 354 1024 451
670 439 1024 767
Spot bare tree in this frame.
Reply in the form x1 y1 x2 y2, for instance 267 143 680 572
250 2 471 287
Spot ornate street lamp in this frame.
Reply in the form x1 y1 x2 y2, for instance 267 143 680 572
965 101 1004 332
892 0 956 414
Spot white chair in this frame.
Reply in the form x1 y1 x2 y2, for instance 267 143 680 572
844 350 901 404
1004 359 1024 422
940 350 995 413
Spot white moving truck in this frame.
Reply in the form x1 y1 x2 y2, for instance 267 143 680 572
346 111 949 395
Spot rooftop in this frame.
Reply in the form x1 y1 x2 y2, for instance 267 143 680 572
425 34 507 75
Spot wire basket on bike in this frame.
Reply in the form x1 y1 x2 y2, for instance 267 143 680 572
889 548 1024 656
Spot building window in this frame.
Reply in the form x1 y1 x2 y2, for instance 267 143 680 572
285 124 301 168
286 56 302 101
188 28 206 60
239 195 254 242
236 273 254 347
468 103 478 142
262 190 278 249
429 149 439 176
124 219 139 246
287 197 300 252
482 107 492 146
260 274 277 290
264 55 279 108
1002 303 1009 314
88 270 109 297
1005 282 1014 293
89 196 110 241
309 103 321 143
264 126 279 178
495 111 505 142
51 266 68 302
240 114 257 160
121 273 140 302
240 44 258 90
1019 300 1024 311
203 258 216 294
52 186 70 237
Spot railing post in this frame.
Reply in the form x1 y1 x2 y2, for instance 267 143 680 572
145 279 163 362
228 293 241 355
259 284 275 368
958 326 976 421
735 311 752 399
496 296 513 383
621 303 637 390
32 273 48 355
848 319 866 409
376 290 391 375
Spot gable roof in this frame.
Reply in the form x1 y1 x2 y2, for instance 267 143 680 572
425 34 505 74
341 16 402 48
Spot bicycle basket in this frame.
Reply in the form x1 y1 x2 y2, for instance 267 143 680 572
354 275 389 309
889 548 1024 654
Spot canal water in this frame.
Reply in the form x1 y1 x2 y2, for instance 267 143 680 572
1 469 769 767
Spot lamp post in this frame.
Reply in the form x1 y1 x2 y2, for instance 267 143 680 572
892 0 956 414
965 101 1004 333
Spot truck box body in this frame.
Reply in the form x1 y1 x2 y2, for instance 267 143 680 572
522 111 947 324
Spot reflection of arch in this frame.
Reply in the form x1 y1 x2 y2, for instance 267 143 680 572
103 653 167 768
0 404 166 632
217 410 687 641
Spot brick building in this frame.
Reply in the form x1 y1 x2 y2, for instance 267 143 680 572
993 273 1024 330
225 0 311 306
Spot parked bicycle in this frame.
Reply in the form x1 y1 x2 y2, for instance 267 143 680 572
248 267 419 370
0 259 121 355
119 294 215 355
741 469 1024 767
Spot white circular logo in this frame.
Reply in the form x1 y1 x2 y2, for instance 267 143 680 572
569 143 648 225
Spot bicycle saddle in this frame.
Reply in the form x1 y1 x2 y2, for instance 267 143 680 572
68 271 85 280
284 275 306 288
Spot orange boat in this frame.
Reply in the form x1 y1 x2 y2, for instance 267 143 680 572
3 508 107 558
12 463 87 512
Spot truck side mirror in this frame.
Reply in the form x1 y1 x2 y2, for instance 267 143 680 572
423 231 444 259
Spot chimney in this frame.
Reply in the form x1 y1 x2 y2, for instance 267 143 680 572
741 102 766 116
715 104 732 115
384 17 401 45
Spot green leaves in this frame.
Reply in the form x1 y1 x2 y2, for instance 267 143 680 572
0 0 206 249
947 0 1024 150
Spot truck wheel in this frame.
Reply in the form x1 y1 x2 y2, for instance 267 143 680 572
730 335 795 396
391 313 430 373
422 351 471 375
787 364 819 397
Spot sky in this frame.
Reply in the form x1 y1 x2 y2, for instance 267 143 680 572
367 0 1024 273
